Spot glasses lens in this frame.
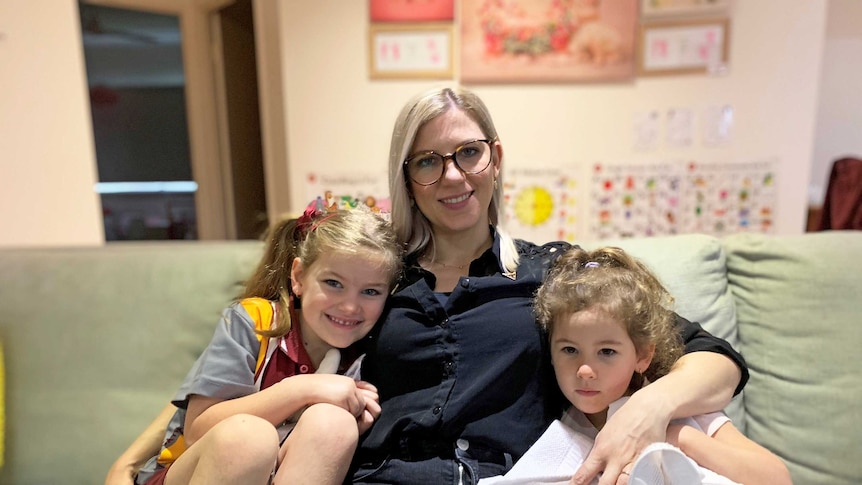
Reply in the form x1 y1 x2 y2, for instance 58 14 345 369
455 140 492 174
406 153 444 185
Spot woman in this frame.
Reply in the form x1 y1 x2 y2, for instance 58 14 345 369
349 86 746 485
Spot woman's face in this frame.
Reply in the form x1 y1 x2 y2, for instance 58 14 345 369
408 108 500 238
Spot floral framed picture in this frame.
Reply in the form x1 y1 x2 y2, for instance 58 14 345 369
460 0 638 84
369 0 455 22
368 23 454 79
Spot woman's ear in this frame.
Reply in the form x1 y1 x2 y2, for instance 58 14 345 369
637 344 656 373
290 258 305 296
492 140 503 176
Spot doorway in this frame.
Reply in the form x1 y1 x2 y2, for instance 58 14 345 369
78 0 268 241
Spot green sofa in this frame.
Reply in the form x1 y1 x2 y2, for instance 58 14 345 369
0 233 859 485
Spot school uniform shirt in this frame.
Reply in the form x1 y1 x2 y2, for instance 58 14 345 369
355 228 748 475
135 300 323 485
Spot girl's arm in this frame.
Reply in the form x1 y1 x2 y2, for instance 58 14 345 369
572 351 742 485
103 404 175 485
667 421 792 485
184 373 366 446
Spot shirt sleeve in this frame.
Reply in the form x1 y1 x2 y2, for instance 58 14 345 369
171 302 262 408
675 313 749 396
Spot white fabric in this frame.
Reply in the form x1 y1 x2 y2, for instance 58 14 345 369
479 397 738 485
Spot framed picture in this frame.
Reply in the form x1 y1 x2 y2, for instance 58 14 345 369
640 0 731 19
460 0 638 84
638 18 729 76
369 0 454 22
368 23 454 79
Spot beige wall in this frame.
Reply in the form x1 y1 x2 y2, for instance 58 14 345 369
279 0 828 238
0 0 836 246
0 0 104 247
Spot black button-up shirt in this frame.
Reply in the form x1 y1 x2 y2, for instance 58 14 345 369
357 229 748 466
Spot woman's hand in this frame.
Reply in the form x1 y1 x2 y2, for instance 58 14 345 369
570 390 671 485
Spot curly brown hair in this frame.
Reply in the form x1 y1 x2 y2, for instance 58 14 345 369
534 246 683 386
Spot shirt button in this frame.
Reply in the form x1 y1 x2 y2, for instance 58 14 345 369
432 406 442 415
444 361 454 374
441 318 449 327
299 364 310 373
456 439 469 451
460 279 470 288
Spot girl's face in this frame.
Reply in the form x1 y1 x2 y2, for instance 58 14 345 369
550 306 654 428
291 250 391 360
408 108 500 238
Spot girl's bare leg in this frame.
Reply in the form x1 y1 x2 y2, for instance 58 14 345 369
274 403 360 485
164 414 279 485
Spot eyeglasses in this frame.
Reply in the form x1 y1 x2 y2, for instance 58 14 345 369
403 139 494 186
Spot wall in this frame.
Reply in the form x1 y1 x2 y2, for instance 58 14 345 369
280 0 827 239
810 0 862 205
0 0 104 247
0 0 836 247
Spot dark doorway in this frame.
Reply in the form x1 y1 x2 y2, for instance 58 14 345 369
79 0 267 241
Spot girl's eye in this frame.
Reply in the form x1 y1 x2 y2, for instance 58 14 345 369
324 279 343 289
562 346 578 355
362 288 383 296
599 348 617 357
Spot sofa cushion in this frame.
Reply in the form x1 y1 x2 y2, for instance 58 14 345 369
0 241 263 485
723 231 862 485
583 234 743 426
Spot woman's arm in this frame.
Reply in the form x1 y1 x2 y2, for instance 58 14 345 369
571 351 741 485
667 421 792 485
104 404 174 485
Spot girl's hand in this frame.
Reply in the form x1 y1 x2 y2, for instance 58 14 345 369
103 464 136 485
300 374 367 418
356 381 380 434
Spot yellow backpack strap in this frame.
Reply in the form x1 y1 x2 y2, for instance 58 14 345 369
240 297 275 377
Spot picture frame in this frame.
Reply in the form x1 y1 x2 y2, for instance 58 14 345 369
640 0 731 19
369 0 454 22
368 23 454 80
459 0 638 84
638 18 729 76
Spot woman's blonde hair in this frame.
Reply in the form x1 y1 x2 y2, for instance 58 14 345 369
242 206 402 337
534 246 683 384
388 85 519 272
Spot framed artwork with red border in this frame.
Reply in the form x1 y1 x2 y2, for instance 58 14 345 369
370 0 455 22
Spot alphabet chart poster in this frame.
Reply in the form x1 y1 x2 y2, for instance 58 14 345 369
680 160 777 235
503 167 579 244
304 171 391 213
589 162 683 239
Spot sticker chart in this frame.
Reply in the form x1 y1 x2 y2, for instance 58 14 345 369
503 167 579 244
680 160 777 235
589 159 777 238
590 162 683 239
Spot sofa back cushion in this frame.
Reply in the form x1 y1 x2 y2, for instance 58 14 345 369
723 231 862 485
0 241 263 485
583 234 744 426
